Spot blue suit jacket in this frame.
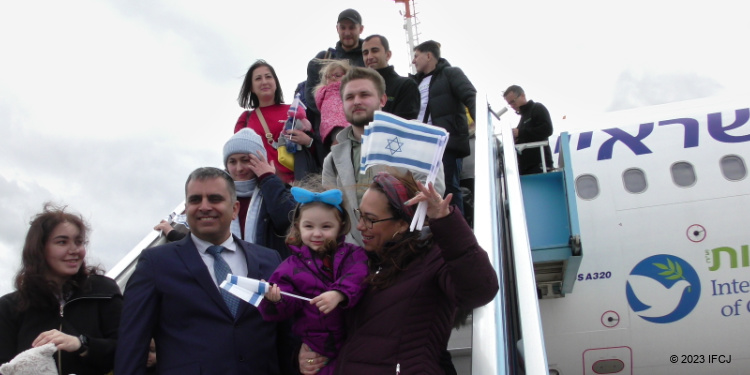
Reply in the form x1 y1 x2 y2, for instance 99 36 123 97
115 234 294 375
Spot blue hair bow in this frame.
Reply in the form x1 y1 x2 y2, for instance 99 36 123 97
291 187 343 212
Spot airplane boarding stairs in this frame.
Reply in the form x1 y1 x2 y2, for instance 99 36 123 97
106 93 581 374
518 135 583 298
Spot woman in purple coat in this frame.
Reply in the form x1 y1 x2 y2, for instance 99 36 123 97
299 172 499 375
258 185 368 375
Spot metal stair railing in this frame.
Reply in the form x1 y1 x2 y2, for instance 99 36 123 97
470 94 548 374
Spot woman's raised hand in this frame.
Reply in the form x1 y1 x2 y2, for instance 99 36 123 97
407 181 452 220
248 150 275 177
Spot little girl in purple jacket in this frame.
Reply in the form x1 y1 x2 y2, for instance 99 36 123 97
258 186 368 375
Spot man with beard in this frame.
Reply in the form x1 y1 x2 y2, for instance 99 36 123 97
321 67 445 246
303 9 367 160
305 8 366 112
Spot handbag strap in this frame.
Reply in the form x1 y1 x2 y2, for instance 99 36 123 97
253 108 276 146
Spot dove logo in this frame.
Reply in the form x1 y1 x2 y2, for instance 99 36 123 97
626 255 701 323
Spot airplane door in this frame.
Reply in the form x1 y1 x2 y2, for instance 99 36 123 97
583 346 632 375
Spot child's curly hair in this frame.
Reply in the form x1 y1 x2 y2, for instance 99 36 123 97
285 174 352 254
313 59 352 96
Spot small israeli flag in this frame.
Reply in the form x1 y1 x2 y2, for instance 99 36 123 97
220 280 265 307
220 275 312 307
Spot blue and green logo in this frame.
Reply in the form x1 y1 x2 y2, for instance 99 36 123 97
626 254 701 323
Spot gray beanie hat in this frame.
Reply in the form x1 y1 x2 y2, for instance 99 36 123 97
223 128 268 166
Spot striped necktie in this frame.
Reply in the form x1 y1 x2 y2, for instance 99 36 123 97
206 245 239 317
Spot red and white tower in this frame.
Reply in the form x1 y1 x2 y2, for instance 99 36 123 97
393 0 420 74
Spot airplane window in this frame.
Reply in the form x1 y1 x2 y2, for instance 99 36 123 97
720 155 746 181
623 168 647 193
575 174 599 199
671 162 696 187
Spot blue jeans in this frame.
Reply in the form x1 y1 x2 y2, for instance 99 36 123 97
442 153 464 214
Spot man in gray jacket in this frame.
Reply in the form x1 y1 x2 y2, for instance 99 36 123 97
322 67 445 246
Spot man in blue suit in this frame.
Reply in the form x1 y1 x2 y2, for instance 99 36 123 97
115 167 294 375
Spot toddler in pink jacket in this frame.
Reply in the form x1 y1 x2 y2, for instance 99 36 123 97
314 60 351 146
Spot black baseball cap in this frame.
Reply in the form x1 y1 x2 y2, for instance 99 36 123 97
337 9 362 25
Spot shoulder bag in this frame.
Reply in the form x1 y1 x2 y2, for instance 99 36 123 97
255 108 295 171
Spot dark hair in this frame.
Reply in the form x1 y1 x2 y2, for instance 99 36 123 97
14 203 98 311
286 174 352 254
237 60 284 109
185 167 237 202
414 40 441 60
340 66 387 100
363 171 432 290
503 85 524 98
364 34 390 52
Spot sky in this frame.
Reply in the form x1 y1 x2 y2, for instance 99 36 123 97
1 0 748 295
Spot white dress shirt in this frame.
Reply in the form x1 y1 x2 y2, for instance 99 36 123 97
191 233 249 289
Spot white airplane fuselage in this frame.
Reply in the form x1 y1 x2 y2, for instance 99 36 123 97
540 97 750 374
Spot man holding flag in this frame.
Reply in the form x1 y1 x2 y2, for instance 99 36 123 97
115 167 294 375
322 67 445 246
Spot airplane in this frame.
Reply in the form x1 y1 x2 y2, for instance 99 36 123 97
514 94 750 374
107 93 750 374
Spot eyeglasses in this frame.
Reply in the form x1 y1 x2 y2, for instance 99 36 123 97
353 209 396 229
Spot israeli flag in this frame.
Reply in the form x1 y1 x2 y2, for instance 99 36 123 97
359 111 449 231
226 274 270 295
220 274 311 307
360 111 448 177
220 279 265 307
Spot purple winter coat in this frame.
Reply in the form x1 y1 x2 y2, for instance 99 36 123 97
334 208 499 374
258 241 368 362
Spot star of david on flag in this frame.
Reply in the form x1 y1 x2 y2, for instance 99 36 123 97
385 137 403 155
360 111 448 175
359 111 449 231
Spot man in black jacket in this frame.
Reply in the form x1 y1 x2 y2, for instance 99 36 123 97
304 9 366 112
504 85 554 175
362 34 420 120
412 40 476 214
304 8 366 159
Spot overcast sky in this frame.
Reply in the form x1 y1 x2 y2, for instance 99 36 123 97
1 0 748 295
